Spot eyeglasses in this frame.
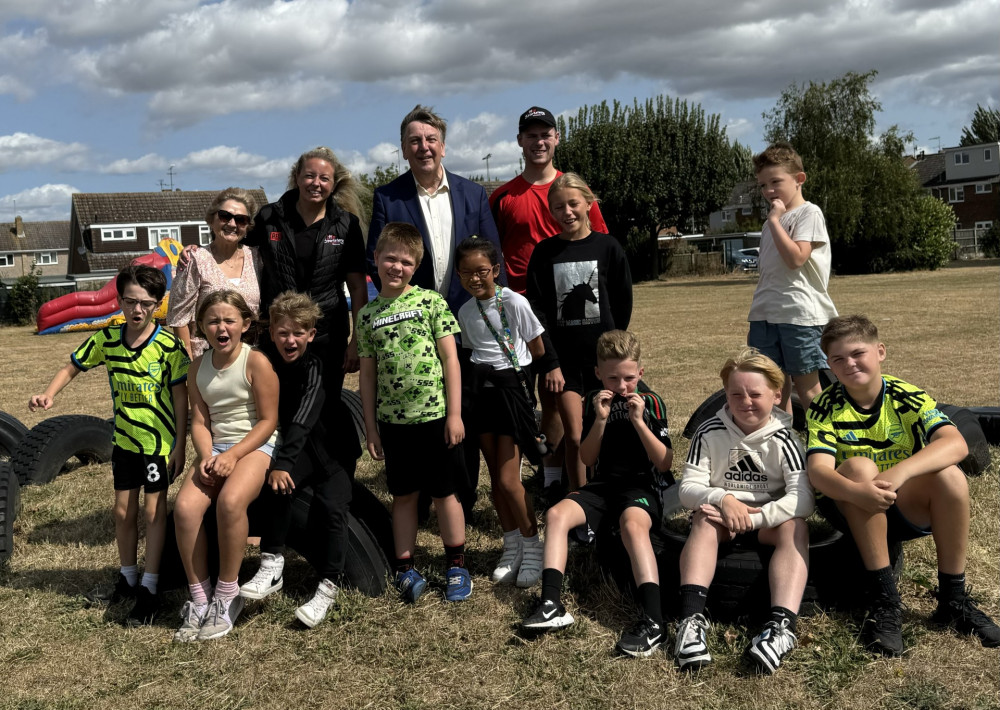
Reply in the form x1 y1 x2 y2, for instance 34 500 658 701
458 266 498 280
122 297 158 310
216 209 251 227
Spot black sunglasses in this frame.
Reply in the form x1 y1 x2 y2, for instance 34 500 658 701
216 209 251 227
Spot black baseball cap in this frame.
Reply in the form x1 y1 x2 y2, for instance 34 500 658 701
518 106 557 132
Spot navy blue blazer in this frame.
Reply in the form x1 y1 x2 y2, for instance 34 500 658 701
366 169 506 312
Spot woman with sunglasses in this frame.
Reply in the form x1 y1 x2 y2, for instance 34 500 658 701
168 188 263 358
243 147 369 397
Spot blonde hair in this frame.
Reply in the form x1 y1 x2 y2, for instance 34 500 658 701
195 289 255 343
205 187 257 233
268 291 322 330
596 330 640 364
820 315 879 354
753 142 804 176
287 147 369 234
375 222 424 266
548 172 598 205
720 348 784 391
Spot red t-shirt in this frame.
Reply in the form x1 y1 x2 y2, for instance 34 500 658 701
490 173 607 293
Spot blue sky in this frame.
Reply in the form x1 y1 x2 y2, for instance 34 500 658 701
1 0 997 222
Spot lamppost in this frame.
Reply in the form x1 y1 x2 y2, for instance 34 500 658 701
482 153 492 182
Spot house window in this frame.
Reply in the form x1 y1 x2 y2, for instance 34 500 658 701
37 252 58 265
741 206 752 216
954 152 970 165
101 227 136 242
948 187 965 203
985 149 993 162
0 254 12 267
976 183 991 194
975 221 993 231
148 225 180 249
722 210 733 223
199 225 212 246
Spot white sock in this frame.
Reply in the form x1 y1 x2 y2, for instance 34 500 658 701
120 565 138 586
543 466 562 487
140 572 159 594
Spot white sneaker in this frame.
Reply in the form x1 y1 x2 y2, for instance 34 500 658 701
674 613 712 670
196 596 245 641
295 579 339 629
515 538 543 588
491 539 523 584
173 601 206 643
240 553 284 600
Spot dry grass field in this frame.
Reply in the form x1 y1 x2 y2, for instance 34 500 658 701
1 263 997 710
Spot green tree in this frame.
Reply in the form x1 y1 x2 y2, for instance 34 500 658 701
960 104 1000 146
357 163 400 227
4 263 42 326
763 70 952 273
556 96 752 280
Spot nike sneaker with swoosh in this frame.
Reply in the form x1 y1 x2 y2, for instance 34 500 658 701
616 616 664 658
521 598 574 631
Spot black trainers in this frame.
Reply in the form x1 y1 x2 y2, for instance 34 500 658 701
126 585 160 626
863 595 903 656
86 573 137 605
930 592 1000 648
616 617 664 658
521 598 574 631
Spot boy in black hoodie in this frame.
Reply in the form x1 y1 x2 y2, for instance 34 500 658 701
240 291 360 627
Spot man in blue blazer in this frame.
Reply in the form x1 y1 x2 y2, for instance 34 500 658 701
366 104 505 313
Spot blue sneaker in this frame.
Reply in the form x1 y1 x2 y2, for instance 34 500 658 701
395 568 427 603
445 566 473 602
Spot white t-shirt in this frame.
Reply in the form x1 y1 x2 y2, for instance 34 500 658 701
748 201 838 326
457 287 544 370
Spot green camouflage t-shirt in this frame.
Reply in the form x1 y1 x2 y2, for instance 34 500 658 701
357 286 459 424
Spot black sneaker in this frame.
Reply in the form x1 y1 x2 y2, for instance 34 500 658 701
930 592 1000 648
126 586 160 626
863 595 903 656
521 598 574 631
616 617 664 658
86 573 137 605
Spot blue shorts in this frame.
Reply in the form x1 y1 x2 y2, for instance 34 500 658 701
748 321 827 376
212 441 275 458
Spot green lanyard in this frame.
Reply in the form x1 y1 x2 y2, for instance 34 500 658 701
476 286 532 401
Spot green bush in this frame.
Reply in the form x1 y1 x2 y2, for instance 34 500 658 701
982 224 1000 258
4 264 41 326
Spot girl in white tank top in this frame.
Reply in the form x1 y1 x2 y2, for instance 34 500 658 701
172 290 279 642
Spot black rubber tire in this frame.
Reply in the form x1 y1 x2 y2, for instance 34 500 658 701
341 389 365 444
939 404 990 477
11 415 114 486
0 410 29 460
967 406 1000 446
0 461 20 566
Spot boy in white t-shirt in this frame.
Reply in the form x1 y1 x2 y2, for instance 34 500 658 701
747 142 837 411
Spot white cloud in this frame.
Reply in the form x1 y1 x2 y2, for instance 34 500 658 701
175 145 293 183
0 133 89 172
0 183 78 221
100 153 168 175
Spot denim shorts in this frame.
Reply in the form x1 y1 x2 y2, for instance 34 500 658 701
212 441 275 458
748 320 827 375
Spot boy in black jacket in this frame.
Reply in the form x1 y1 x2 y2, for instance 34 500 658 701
240 291 360 628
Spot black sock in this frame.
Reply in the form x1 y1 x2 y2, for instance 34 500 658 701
395 556 413 574
770 606 798 633
678 584 709 618
444 544 465 569
937 571 966 604
867 566 900 602
541 568 563 604
637 582 662 625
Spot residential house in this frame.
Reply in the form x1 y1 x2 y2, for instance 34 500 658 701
0 217 72 287
912 142 999 232
708 180 765 232
68 189 268 281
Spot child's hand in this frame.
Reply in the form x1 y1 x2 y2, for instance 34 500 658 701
850 479 896 513
592 390 614 420
545 367 565 393
209 449 238 479
768 198 787 220
626 392 646 424
167 449 185 483
719 494 760 534
28 394 53 412
444 413 465 448
343 341 360 374
696 506 736 541
367 429 384 461
197 459 216 486
268 469 295 494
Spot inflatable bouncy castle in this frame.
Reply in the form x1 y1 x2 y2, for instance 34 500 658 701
36 238 183 334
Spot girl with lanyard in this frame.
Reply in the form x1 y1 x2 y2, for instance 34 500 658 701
454 237 548 588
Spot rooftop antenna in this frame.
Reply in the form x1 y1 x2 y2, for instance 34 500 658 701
167 165 176 190
928 136 941 153
392 148 400 174
157 179 167 190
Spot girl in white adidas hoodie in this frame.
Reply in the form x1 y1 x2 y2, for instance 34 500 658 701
672 348 813 674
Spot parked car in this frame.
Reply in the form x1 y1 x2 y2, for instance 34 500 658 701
736 247 759 272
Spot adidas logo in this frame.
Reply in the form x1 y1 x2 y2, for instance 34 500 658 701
843 431 859 442
724 454 768 483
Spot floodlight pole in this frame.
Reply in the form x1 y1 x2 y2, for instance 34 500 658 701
482 153 492 182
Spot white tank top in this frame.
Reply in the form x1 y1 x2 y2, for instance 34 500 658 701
197 343 277 446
